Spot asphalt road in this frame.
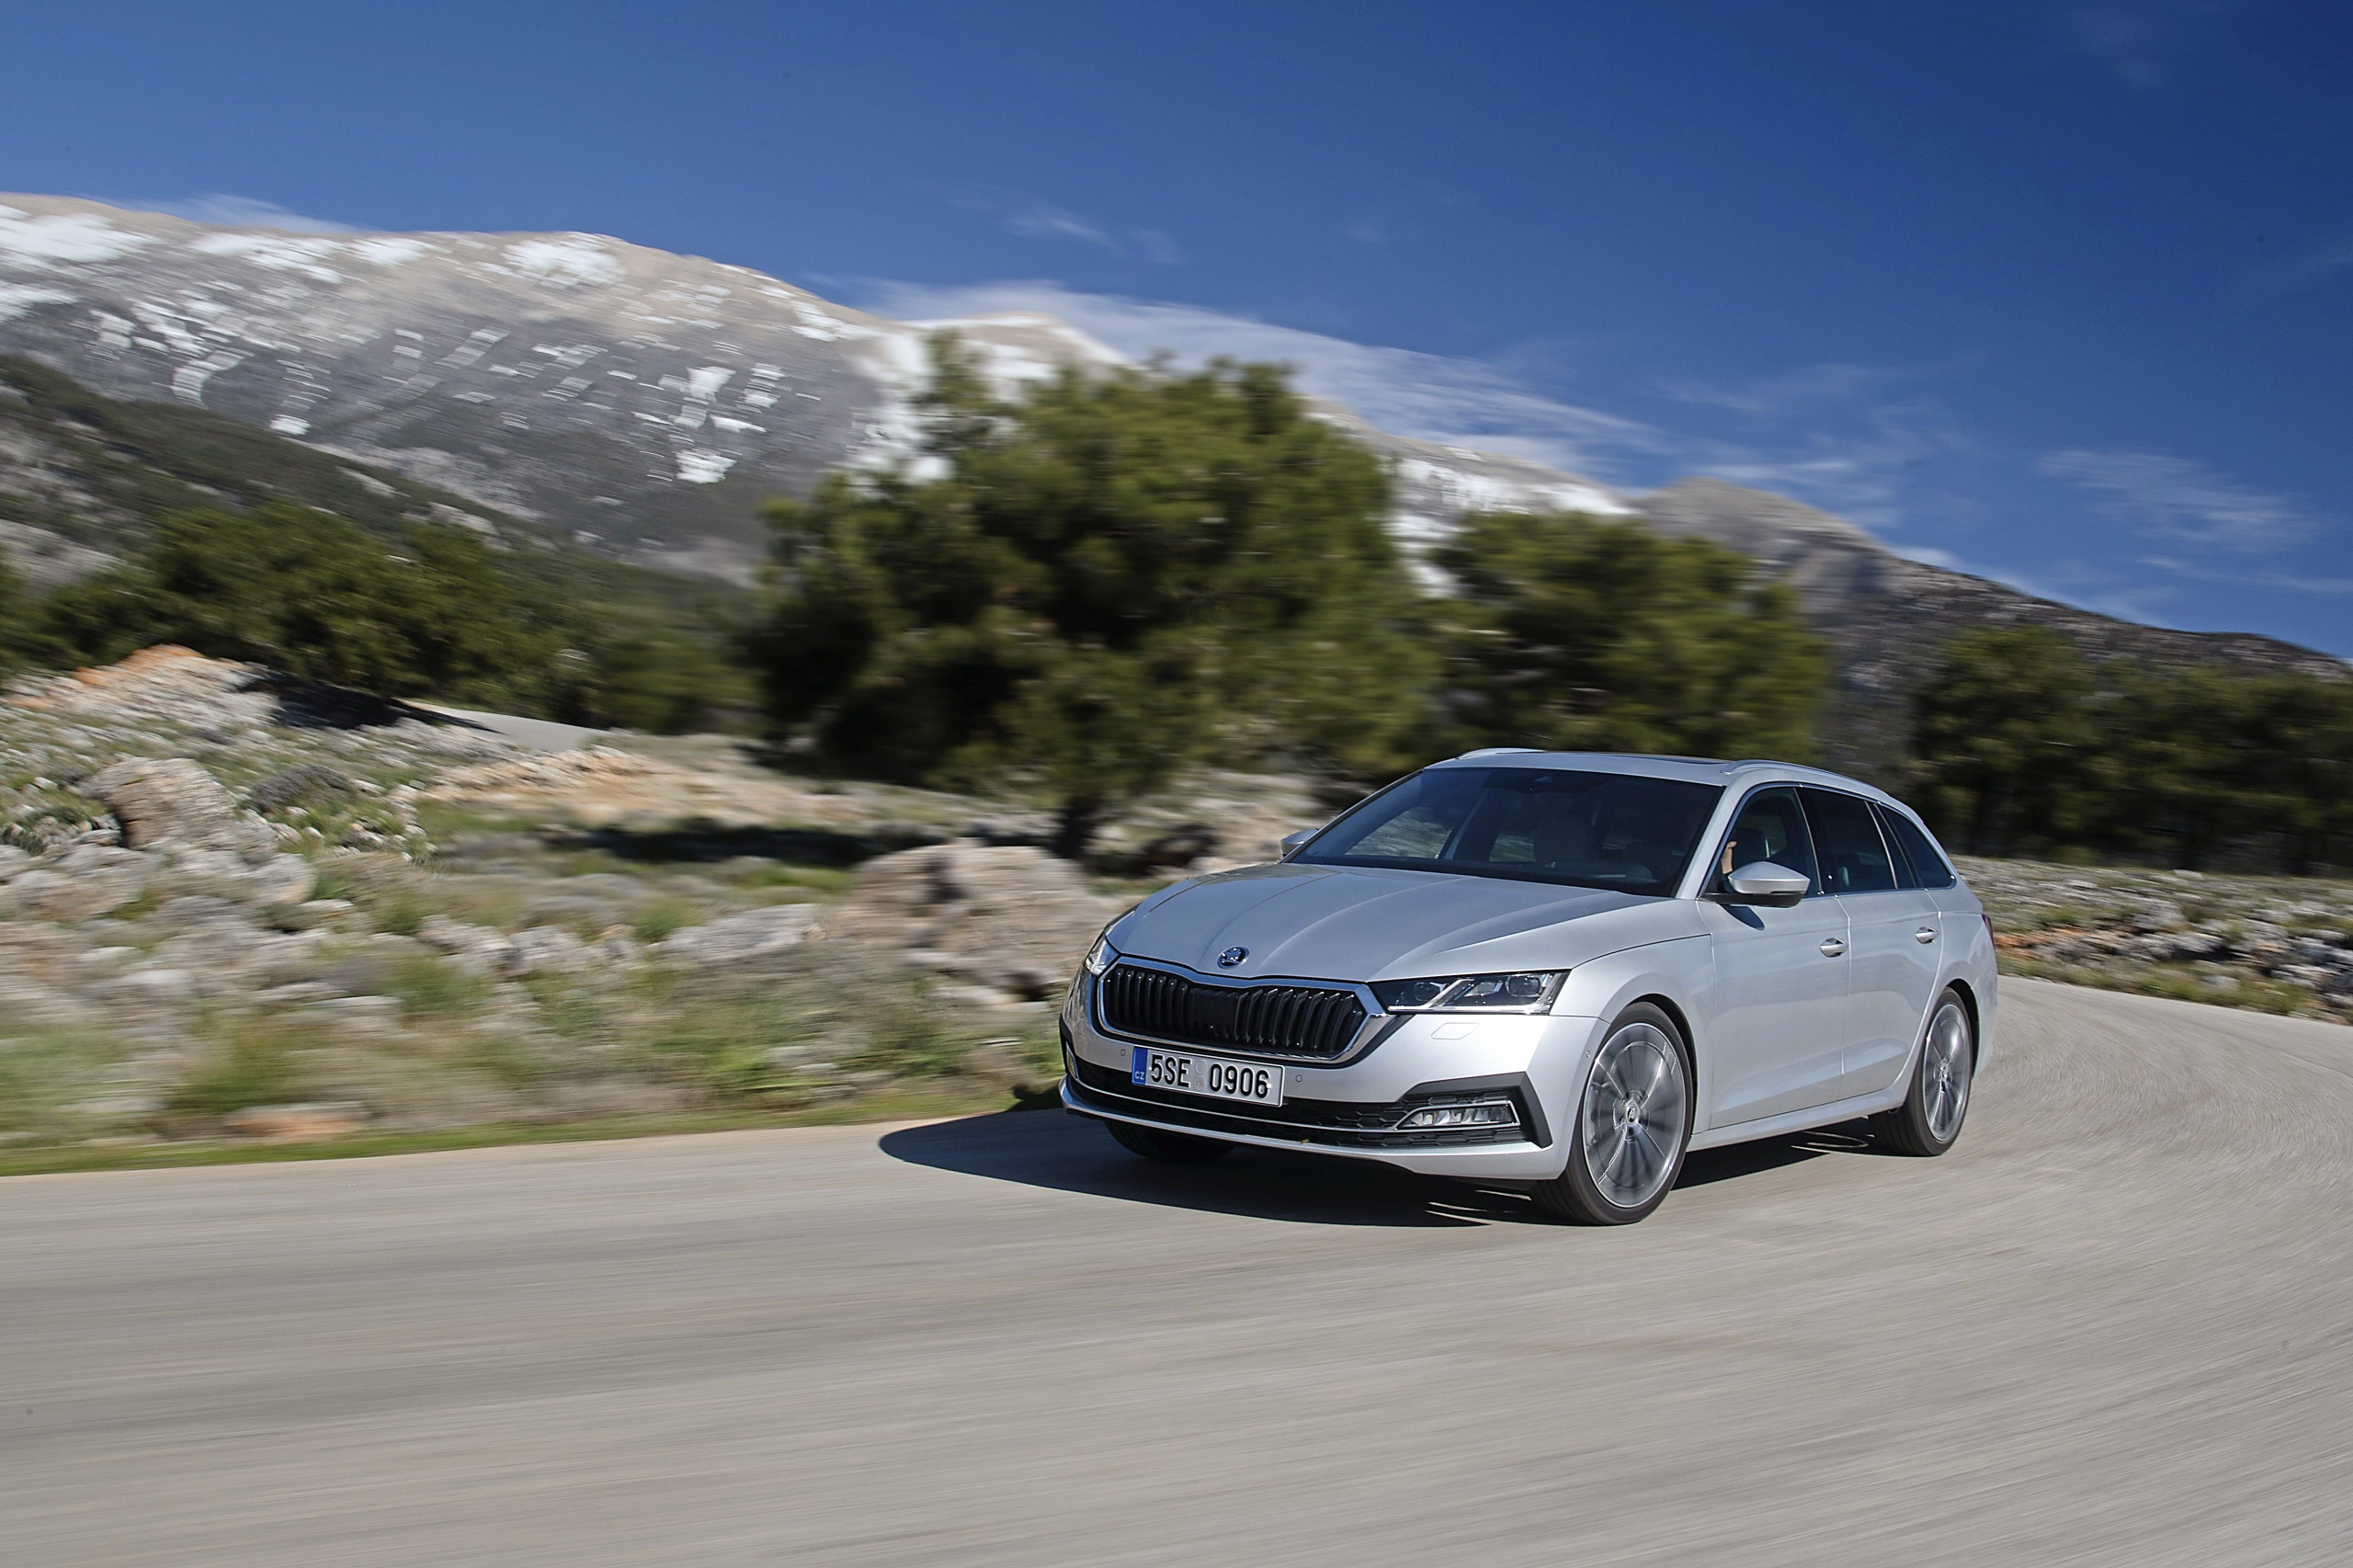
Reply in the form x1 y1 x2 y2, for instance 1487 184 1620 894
5 977 2349 1567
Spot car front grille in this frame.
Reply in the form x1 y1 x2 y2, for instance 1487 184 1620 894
1098 963 1368 1060
1065 1054 1530 1149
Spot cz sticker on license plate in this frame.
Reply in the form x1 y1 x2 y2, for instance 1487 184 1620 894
1131 1047 1285 1107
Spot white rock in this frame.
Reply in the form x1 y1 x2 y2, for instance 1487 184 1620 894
418 915 511 956
108 968 196 1005
506 926 589 976
654 904 822 966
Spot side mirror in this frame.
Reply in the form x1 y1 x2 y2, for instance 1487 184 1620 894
1279 829 1316 858
1720 862 1809 907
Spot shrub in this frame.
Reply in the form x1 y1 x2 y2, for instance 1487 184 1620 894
382 954 490 1018
248 763 358 813
631 900 694 944
167 1023 317 1118
0 1029 125 1137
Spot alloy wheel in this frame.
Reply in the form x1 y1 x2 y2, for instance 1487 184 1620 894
1923 1001 1972 1142
1581 1021 1688 1210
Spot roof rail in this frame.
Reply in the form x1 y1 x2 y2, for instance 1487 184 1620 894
1454 747 1544 759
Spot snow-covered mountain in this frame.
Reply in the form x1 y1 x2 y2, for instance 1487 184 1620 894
2 194 2338 773
0 195 1632 582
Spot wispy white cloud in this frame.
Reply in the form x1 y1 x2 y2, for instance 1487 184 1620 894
2039 449 2313 551
850 278 1665 477
1002 201 1113 248
2139 556 2353 595
1127 227 1182 266
2248 231 2353 293
949 190 1182 264
1656 362 1912 420
2053 2 2236 86
106 194 361 233
1685 399 1977 531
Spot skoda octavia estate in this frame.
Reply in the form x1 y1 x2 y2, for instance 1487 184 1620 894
1059 751 1994 1223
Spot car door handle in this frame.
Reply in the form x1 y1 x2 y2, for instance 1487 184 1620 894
1819 937 1847 957
1915 926 1938 944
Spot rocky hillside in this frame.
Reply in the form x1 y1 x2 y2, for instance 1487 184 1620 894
2 194 2340 778
1961 857 2352 1024
0 351 742 642
0 647 1317 1164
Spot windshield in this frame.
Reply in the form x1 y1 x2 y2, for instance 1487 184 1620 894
1295 767 1722 896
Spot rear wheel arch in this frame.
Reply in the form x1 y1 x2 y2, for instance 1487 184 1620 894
1940 978 1983 1074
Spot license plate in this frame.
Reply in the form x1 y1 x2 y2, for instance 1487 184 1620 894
1131 1047 1284 1107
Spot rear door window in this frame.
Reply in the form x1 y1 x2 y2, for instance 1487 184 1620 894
1876 805 1921 889
1876 806 1957 890
1801 789 1896 894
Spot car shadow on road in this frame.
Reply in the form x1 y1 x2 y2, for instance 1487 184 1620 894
881 1111 1893 1227
1674 1121 1884 1187
880 1111 1542 1227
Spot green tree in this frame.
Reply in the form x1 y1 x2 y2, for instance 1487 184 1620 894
1909 628 2097 856
557 611 754 733
18 504 563 710
1432 511 1825 763
2098 667 2353 873
754 337 1436 857
2246 675 2353 875
2093 665 2255 871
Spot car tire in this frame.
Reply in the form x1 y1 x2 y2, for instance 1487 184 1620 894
1870 988 1974 1157
1530 1002 1692 1225
1106 1119 1234 1165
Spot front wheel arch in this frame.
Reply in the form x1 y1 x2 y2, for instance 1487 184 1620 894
1627 991 1698 1084
1529 1000 1695 1224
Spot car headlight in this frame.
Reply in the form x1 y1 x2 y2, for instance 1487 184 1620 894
1370 971 1565 1014
1082 932 1119 976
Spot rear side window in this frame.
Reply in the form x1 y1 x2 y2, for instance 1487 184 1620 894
1719 787 1819 894
1802 789 1896 894
1877 806 1957 889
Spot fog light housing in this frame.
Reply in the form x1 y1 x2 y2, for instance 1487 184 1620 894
1397 1100 1518 1130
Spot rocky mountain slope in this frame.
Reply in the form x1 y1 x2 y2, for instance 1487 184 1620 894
2 193 2340 775
1635 477 2348 770
0 351 744 646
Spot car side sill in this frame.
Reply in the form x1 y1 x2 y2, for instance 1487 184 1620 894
1687 1085 1907 1151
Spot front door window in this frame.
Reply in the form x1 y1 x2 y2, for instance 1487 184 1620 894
1699 787 1847 1127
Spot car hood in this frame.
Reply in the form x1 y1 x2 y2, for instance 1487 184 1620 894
1110 861 1702 983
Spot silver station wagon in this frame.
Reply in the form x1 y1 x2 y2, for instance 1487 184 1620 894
1059 752 1995 1223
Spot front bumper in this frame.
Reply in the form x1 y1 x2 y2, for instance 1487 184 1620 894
1060 977 1594 1179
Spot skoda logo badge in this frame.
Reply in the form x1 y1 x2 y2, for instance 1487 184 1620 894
1217 947 1248 968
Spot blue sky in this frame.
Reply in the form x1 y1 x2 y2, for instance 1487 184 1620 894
8 1 2349 654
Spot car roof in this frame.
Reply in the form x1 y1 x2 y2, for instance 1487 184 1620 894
1433 748 1907 808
